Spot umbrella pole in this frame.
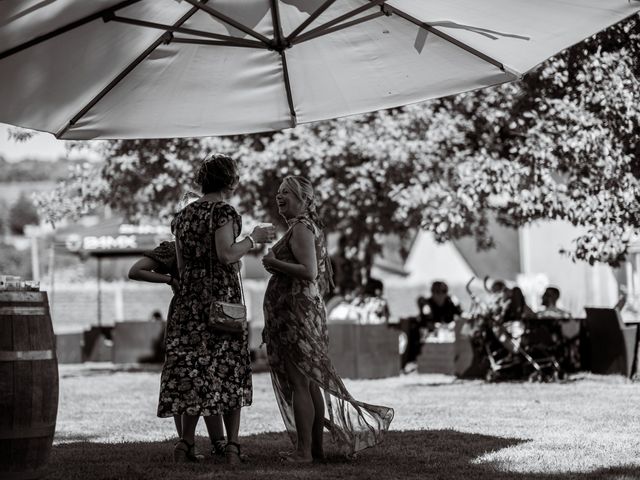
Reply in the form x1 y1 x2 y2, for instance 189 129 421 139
97 257 102 327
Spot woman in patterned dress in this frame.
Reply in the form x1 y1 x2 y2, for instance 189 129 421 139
157 154 275 464
261 176 394 463
128 240 228 459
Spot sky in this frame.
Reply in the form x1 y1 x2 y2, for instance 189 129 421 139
0 123 100 162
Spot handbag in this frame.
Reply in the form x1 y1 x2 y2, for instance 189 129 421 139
206 202 247 334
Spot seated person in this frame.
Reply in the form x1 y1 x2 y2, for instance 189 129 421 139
489 279 507 295
537 287 581 370
417 281 462 331
503 287 536 322
357 276 391 325
537 287 571 319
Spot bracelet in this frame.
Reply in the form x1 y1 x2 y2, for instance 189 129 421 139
246 235 256 249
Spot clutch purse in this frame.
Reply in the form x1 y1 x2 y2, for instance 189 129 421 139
208 300 247 334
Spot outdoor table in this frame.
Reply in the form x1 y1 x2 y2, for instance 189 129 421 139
327 322 399 379
584 308 638 377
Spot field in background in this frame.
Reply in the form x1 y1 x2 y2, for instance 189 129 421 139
47 281 428 334
49 367 640 480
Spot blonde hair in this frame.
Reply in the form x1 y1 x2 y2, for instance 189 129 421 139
282 175 324 228
282 175 333 291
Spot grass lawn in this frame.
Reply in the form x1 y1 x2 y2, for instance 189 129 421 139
49 365 640 480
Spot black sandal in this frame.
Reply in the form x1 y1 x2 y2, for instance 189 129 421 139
225 441 242 465
211 438 226 458
174 439 203 463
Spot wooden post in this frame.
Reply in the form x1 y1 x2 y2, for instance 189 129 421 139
30 234 40 281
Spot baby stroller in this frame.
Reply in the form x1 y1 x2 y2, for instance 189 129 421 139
465 278 563 382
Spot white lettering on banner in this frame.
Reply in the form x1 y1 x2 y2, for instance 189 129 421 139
119 224 170 235
83 235 138 251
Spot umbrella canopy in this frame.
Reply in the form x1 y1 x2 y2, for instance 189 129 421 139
0 0 638 139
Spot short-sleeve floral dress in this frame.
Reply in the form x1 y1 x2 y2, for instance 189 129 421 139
262 215 393 456
157 201 252 418
143 240 178 319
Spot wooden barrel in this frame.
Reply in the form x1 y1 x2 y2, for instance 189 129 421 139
0 291 58 480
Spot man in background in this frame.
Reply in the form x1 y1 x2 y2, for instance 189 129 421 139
537 287 571 319
418 281 462 331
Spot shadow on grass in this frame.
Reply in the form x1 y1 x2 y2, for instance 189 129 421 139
46 430 640 480
59 364 163 379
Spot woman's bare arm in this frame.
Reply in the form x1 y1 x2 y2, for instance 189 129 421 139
215 221 253 265
263 224 317 281
128 257 172 285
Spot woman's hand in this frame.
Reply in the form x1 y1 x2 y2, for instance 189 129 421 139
251 224 276 244
169 276 180 295
262 248 277 274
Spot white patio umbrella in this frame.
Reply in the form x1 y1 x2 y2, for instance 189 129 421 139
0 0 638 139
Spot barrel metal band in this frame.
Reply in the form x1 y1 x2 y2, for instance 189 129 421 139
0 350 55 361
0 423 56 439
0 306 47 315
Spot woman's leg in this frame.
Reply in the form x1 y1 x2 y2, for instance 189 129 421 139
284 359 314 459
222 409 241 444
173 415 182 438
181 414 199 444
204 414 225 442
174 414 201 462
222 409 243 464
309 382 325 458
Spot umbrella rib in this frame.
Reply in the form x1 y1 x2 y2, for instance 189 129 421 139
286 0 337 44
271 0 297 126
0 0 142 60
293 0 387 45
292 11 386 45
55 4 204 139
105 14 266 48
182 0 273 47
171 37 266 49
382 4 521 77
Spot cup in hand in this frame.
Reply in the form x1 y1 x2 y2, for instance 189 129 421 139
252 223 276 243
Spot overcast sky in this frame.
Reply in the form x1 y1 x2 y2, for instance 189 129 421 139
0 123 101 162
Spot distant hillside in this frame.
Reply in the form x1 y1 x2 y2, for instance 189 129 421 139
0 181 56 204
0 157 83 183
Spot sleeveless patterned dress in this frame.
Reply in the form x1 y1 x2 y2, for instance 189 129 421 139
262 214 393 455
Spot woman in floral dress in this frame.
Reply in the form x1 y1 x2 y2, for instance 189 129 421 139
262 176 394 463
129 240 228 459
157 154 275 463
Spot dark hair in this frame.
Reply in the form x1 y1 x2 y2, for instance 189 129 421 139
196 154 239 194
364 277 384 296
545 287 560 301
491 280 507 293
505 287 528 320
431 281 448 295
